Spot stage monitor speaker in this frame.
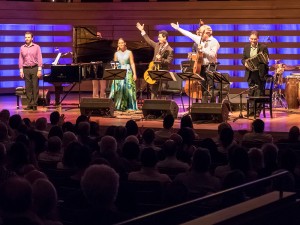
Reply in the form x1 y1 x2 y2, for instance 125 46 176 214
142 99 179 119
80 98 114 117
191 101 229 123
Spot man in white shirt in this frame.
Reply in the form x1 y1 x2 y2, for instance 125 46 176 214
171 22 220 102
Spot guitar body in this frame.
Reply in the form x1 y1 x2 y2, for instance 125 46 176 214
184 52 203 99
144 61 156 85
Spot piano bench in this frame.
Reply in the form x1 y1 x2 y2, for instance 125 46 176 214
15 87 26 109
15 87 51 108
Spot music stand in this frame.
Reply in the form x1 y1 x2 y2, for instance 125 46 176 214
177 72 204 113
214 71 230 102
148 70 175 99
103 68 127 105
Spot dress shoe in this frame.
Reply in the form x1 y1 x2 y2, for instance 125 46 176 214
24 106 33 110
32 106 37 111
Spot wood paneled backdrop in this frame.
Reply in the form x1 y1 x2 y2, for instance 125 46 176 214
1 1 300 94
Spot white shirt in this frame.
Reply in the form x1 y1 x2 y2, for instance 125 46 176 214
177 27 220 65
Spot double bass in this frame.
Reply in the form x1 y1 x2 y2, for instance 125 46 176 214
184 19 205 100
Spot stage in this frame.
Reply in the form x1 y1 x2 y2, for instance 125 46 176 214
1 93 299 141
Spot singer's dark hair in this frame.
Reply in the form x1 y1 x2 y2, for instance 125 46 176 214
250 30 259 38
159 30 168 39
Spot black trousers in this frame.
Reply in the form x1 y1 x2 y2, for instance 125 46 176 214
201 65 216 103
248 70 266 113
24 67 39 107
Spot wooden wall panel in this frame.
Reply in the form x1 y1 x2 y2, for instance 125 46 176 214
0 1 300 94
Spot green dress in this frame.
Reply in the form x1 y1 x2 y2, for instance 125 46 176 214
109 49 138 111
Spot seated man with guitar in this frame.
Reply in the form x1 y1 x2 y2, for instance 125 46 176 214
171 22 220 103
136 22 174 99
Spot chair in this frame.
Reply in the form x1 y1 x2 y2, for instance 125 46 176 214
247 75 274 119
160 73 185 111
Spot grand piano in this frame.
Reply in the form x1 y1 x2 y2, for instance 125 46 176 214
44 26 153 105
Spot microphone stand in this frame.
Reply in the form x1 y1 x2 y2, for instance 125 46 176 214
232 85 258 122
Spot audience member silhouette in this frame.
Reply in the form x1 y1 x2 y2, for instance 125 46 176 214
48 125 63 140
0 177 43 225
121 141 141 172
32 178 63 225
242 119 273 144
140 128 161 151
128 147 171 185
125 119 140 138
38 136 62 163
157 140 189 175
78 164 126 225
154 114 175 145
35 117 48 139
174 148 221 198
0 143 16 185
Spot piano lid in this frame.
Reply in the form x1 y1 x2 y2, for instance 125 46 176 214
74 26 154 64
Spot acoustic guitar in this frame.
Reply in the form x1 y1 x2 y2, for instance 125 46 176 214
144 61 156 84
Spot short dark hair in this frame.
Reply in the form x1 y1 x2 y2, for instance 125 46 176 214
141 147 157 168
252 119 264 133
250 30 259 38
163 114 174 129
159 30 168 39
192 148 211 172
50 111 60 125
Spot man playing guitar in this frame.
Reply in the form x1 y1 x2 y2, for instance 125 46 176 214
136 22 174 99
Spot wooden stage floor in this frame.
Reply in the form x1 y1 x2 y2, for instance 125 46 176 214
1 93 299 139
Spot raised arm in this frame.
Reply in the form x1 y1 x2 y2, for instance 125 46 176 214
136 22 156 48
171 22 201 44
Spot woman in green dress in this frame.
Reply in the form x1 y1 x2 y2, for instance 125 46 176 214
109 38 138 111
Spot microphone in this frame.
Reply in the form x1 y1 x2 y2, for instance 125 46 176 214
267 36 272 43
62 52 72 56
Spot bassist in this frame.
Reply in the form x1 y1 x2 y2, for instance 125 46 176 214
171 22 220 103
136 22 174 99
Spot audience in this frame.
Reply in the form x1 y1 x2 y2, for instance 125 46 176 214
79 164 126 225
0 177 43 225
0 107 298 224
38 136 62 163
242 119 273 144
174 148 221 198
35 117 49 139
140 128 161 152
154 114 175 145
32 178 63 225
157 140 189 174
128 147 171 185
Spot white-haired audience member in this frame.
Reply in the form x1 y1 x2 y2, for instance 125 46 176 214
79 164 126 225
32 178 63 225
62 131 78 149
94 135 128 176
